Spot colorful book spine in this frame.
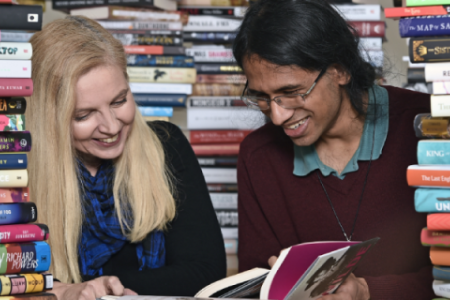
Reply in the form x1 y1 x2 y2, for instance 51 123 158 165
0 132 31 153
0 224 48 243
195 63 242 74
196 74 247 84
130 83 192 94
348 21 385 37
0 273 53 295
399 15 450 37
0 44 32 61
133 94 187 107
431 95 450 117
206 183 238 193
108 29 182 36
0 6 43 31
428 213 450 230
183 16 242 32
189 97 245 107
0 99 26 115
431 246 450 266
407 0 450 6
425 62 450 81
126 55 194 67
415 188 450 212
111 33 182 46
385 6 450 18
0 116 25 132
191 143 240 156
413 114 450 138
421 227 450 246
0 203 35 225
190 130 251 144
407 165 450 187
185 48 235 63
409 37 450 63
0 80 33 97
178 7 247 17
0 61 31 79
433 266 450 281
191 84 245 96
0 188 29 203
199 157 238 167
0 154 27 170
137 106 173 117
182 32 237 43
0 32 34 43
0 241 51 274
127 67 196 84
417 140 450 164
124 45 185 55
98 20 183 31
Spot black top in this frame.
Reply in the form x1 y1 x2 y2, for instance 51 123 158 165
81 121 227 296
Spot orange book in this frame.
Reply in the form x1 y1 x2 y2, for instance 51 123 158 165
124 45 184 55
428 213 450 231
407 165 450 187
431 246 450 266
191 143 239 156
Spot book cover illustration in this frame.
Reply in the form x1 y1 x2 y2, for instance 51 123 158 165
0 273 52 295
0 241 51 274
0 116 25 132
0 132 31 153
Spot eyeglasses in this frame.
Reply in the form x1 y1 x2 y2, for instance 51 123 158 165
241 68 327 111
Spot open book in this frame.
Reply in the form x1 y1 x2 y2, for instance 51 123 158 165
98 238 379 300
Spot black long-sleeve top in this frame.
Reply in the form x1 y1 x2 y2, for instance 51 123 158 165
82 121 227 296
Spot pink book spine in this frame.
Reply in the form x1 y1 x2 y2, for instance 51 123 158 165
0 79 33 97
0 187 29 203
421 228 450 246
0 224 49 243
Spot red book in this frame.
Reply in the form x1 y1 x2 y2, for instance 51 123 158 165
421 227 450 246
0 224 49 243
385 6 450 18
0 79 33 97
190 130 252 144
0 188 29 203
428 213 450 231
406 165 450 188
191 143 240 156
348 21 385 38
124 45 185 55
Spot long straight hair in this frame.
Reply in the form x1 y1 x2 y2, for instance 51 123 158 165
28 16 176 283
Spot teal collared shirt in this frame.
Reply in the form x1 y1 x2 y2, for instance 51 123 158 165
293 85 389 180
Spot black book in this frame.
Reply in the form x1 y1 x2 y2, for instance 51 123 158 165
183 32 237 43
195 63 243 74
410 37 450 63
0 98 27 115
0 5 42 31
407 68 425 83
179 7 247 17
52 0 173 12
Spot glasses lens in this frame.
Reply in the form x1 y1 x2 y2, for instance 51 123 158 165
276 94 304 109
242 96 269 110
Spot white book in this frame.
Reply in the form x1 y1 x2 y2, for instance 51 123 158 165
183 16 242 32
179 6 247 17
0 32 34 43
432 81 450 94
358 38 382 51
332 4 381 21
97 20 183 31
0 43 32 60
210 193 238 209
187 107 265 130
433 280 450 298
185 48 235 62
0 60 31 78
201 167 237 183
431 95 450 117
130 83 192 94
221 227 238 239
71 6 180 20
425 62 450 82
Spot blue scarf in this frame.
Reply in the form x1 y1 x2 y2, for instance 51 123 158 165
77 160 166 277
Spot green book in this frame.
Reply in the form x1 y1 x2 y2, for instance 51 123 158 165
407 0 450 6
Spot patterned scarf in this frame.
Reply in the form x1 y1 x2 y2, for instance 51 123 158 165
77 160 166 277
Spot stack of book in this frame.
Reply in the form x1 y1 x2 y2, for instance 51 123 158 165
0 3 55 300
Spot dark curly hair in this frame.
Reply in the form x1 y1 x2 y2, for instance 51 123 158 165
232 0 377 117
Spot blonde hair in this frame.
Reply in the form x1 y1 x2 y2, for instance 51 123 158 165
28 16 176 283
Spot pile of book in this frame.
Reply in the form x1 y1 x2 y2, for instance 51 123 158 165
0 3 55 300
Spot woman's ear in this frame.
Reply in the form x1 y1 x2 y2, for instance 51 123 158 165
330 63 351 86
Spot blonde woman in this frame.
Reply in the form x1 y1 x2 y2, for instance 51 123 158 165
28 16 226 300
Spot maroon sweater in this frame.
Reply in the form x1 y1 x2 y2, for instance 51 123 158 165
237 86 434 299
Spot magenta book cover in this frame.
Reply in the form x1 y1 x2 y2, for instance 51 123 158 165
0 131 31 152
0 224 49 243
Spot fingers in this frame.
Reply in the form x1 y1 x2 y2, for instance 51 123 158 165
268 256 278 268
124 288 138 296
102 276 125 296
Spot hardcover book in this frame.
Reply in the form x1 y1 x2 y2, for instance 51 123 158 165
127 67 196 83
0 80 33 97
179 7 247 17
407 67 425 83
431 95 450 117
195 63 242 74
191 143 240 156
434 280 450 298
417 140 450 164
413 113 450 138
415 188 450 212
0 170 27 188
407 165 450 187
433 81 450 94
0 292 56 299
98 20 182 31
407 0 450 6
133 94 187 107
358 38 383 51
185 48 235 62
124 45 185 55
433 266 450 281
0 99 27 115
0 154 27 170
0 273 53 295
410 37 450 62
0 131 31 153
0 241 51 274
216 209 238 227
385 6 450 18
210 193 237 209
112 33 182 46
421 228 450 246
138 106 173 117
196 74 247 84
52 0 177 12
183 32 238 43
0 61 31 79
348 21 385 37
192 84 245 96
199 157 238 167
0 43 32 61
399 15 450 37
190 130 251 144
189 97 245 107
0 5 42 31
0 32 34 43
130 83 192 94
0 115 25 131
201 167 237 184
0 203 36 225
425 62 450 81
0 188 29 203
206 183 238 192
187 107 265 130
431 246 450 266
332 4 381 21
0 223 48 243
428 213 450 230
126 55 194 67
183 16 242 32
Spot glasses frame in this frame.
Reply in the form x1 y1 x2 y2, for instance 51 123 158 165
241 67 328 111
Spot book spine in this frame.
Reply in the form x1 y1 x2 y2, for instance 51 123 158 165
0 154 27 170
0 43 32 61
196 74 246 84
224 239 238 255
191 143 240 156
333 4 381 21
0 61 31 79
417 140 450 164
183 16 242 32
0 203 36 225
0 80 33 97
215 209 238 227
431 95 450 117
221 227 238 239
0 98 27 115
185 48 235 63
0 131 31 153
199 157 238 167
348 21 385 37
133 94 187 107
0 241 51 274
410 37 450 62
98 21 183 31
192 84 245 96
0 170 27 188
130 83 193 94
434 266 450 281
399 16 450 37
206 183 238 192
109 29 182 35
127 67 196 84
190 130 251 144
0 5 43 31
408 68 425 83
407 166 450 187
0 188 29 203
425 63 450 81
195 63 242 74
415 115 450 138
105 8 185 22
183 32 237 43
431 247 450 266
359 38 383 51
210 193 237 209
415 188 450 212
179 7 247 17
428 213 450 230
3 273 53 295
385 6 450 18
127 55 194 67
422 228 450 246
433 81 450 94
143 116 169 122
434 280 450 298
0 224 48 243
187 107 264 130
124 45 185 55
201 167 237 184
111 33 182 46
189 97 245 107
179 0 248 6
407 0 450 6
137 106 173 117
0 32 34 43
0 115 25 131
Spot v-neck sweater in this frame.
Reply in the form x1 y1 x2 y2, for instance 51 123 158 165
237 85 434 299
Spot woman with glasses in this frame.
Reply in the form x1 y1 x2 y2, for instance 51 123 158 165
234 0 433 299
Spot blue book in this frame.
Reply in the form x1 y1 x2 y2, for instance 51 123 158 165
0 241 51 274
434 266 450 281
138 106 173 117
127 55 195 67
134 94 187 107
0 154 27 170
417 140 450 164
399 15 450 37
415 188 450 213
